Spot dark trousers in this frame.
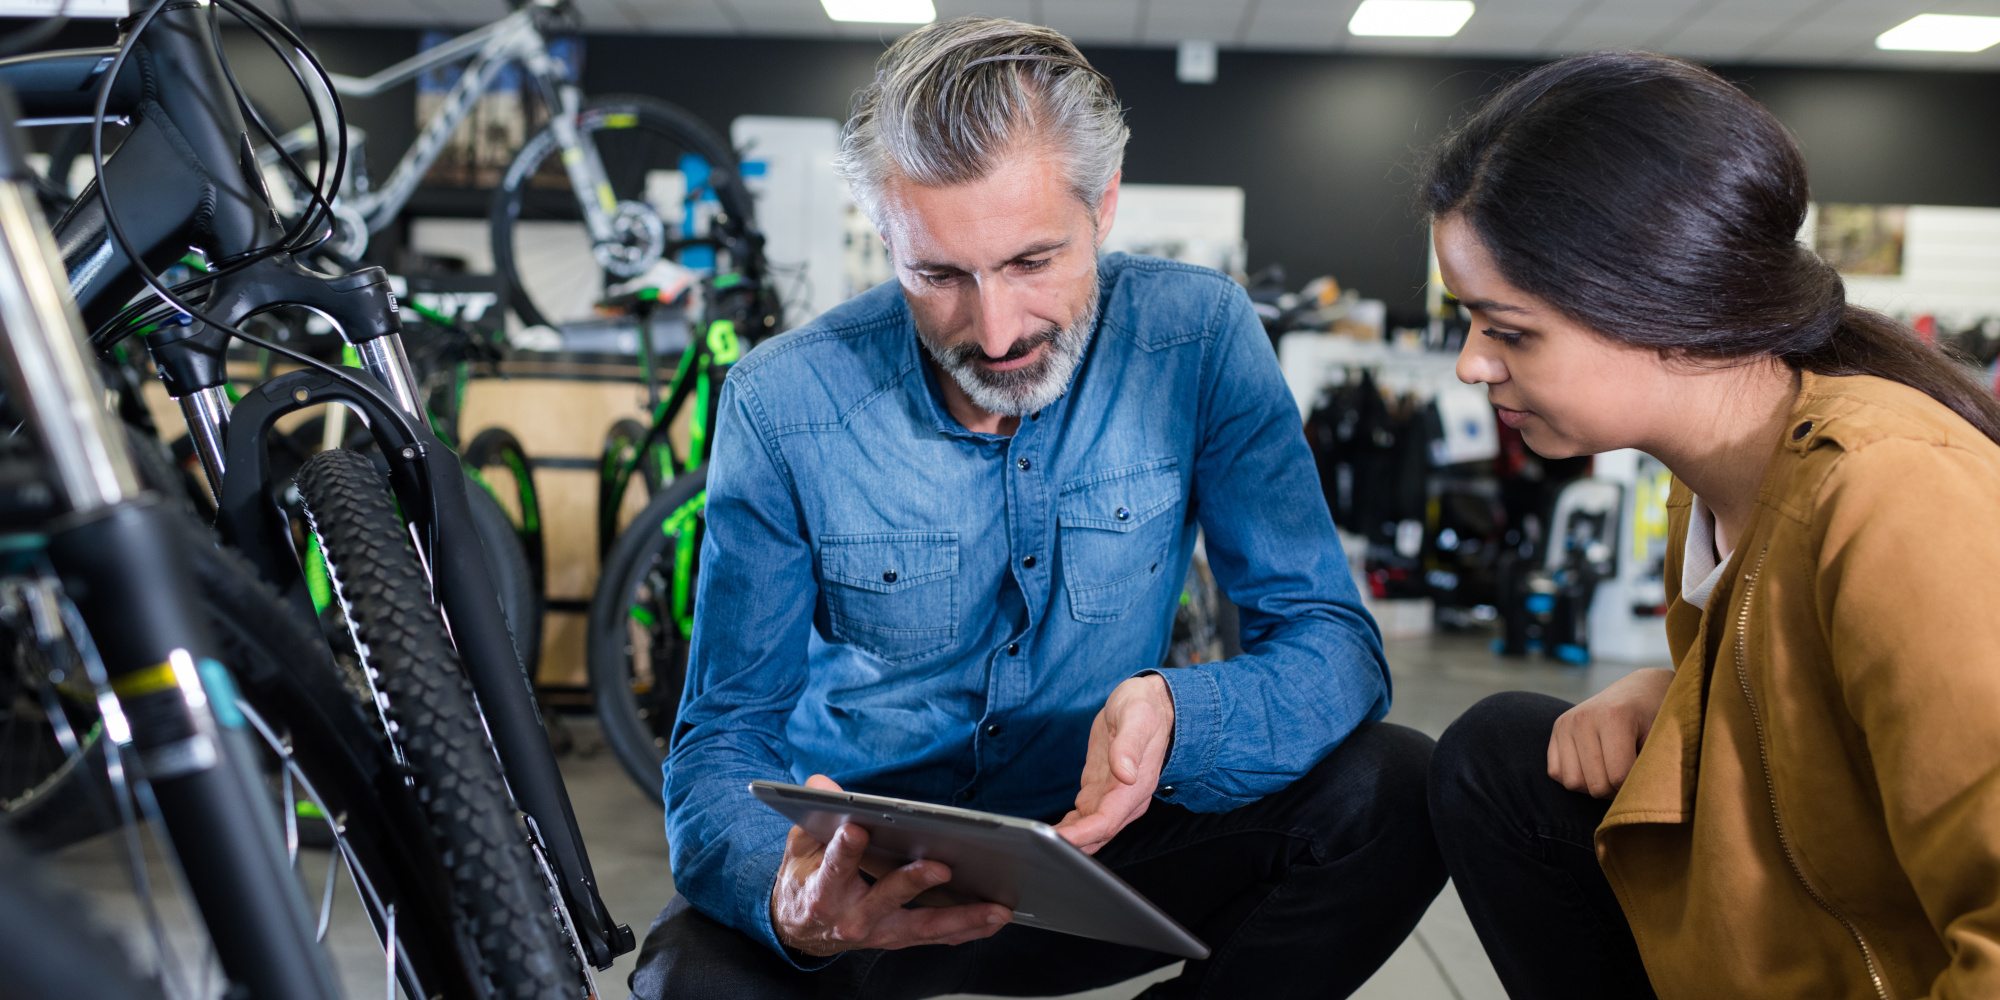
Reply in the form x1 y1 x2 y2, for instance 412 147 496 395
1428 692 1657 999
630 722 1445 1000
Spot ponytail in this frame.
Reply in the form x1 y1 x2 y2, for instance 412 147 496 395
1792 306 2000 445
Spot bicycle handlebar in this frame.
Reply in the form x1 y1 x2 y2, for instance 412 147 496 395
32 4 286 325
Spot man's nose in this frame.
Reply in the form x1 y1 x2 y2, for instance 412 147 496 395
1456 334 1506 386
973 277 1030 358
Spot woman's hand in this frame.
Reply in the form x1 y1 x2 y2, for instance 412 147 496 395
1548 667 1675 799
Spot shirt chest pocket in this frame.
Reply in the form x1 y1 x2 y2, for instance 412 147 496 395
1057 460 1183 623
819 533 958 663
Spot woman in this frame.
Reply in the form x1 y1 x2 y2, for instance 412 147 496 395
1425 52 2000 999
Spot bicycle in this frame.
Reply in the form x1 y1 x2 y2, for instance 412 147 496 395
258 0 768 337
4 2 634 993
583 284 745 799
0 78 343 999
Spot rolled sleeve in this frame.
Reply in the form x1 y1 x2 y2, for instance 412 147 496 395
1154 287 1391 812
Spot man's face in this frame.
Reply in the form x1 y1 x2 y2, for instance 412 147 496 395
877 147 1118 417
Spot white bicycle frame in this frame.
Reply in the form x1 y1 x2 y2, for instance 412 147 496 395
291 2 622 249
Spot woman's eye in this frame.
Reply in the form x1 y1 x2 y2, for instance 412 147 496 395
1482 326 1523 346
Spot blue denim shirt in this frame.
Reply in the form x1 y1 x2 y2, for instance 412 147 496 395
663 253 1390 963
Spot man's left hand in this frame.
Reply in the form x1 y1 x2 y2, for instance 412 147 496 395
1054 673 1175 855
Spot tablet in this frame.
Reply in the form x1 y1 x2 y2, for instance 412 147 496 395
750 780 1209 960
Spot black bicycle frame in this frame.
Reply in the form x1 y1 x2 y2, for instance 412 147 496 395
5 3 632 969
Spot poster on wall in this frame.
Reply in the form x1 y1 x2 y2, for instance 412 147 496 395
1815 203 1907 276
416 34 584 188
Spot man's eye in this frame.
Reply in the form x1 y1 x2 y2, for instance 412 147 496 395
920 272 959 287
1015 258 1051 272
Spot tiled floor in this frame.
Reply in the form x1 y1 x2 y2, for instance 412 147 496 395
48 631 1659 999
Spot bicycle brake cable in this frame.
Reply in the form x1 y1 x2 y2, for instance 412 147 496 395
212 0 349 253
90 0 419 445
209 0 347 255
206 5 338 255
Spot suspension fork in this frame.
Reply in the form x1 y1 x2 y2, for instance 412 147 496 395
0 119 341 1000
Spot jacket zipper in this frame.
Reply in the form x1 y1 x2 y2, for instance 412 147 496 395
1732 549 1892 1000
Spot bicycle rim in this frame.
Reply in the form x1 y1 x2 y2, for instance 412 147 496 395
492 97 753 332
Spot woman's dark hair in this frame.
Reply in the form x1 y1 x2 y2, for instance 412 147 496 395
1422 51 2000 444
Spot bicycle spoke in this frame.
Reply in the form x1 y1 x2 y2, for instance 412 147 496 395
316 835 339 943
284 761 299 868
383 904 396 1000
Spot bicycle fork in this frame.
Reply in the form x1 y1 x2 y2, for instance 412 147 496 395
149 260 638 971
144 252 419 502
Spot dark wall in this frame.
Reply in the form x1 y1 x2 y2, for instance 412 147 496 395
239 29 2000 324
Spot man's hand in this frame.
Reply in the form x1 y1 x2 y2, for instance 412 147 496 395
1054 674 1175 855
1548 667 1674 799
769 774 1011 957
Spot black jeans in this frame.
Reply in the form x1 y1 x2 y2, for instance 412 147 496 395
630 722 1445 1000
1429 692 1658 999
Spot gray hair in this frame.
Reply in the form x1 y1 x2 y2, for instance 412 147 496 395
836 16 1130 228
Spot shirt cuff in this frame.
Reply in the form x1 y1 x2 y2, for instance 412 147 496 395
1149 666 1221 801
738 827 840 972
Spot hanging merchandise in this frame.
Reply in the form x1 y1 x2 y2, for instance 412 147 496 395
1302 362 1504 615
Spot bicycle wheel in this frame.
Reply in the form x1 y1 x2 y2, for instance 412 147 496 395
491 95 756 332
0 516 474 1000
185 520 485 1000
596 417 662 559
463 427 547 604
586 465 707 802
297 449 572 1000
466 475 543 680
0 824 164 1000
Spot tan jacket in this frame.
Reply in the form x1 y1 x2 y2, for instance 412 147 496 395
1599 372 2000 1000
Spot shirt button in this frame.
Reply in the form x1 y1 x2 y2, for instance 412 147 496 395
1006 642 1020 655
985 724 1002 737
1115 506 1130 520
1016 457 1031 471
882 570 897 583
1022 555 1036 569
1159 785 1177 797
1029 412 1040 421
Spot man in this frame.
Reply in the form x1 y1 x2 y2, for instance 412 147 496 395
632 17 1443 998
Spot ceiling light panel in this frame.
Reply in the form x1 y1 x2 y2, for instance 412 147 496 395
1876 13 2000 52
1348 0 1476 37
821 0 936 24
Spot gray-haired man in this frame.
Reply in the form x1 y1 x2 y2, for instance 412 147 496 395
631 17 1444 998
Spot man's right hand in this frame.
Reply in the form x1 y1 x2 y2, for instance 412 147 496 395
769 774 1012 957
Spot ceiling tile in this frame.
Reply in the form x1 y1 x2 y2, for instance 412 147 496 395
1140 0 1249 43
1238 5 1345 48
933 0 1038 21
1042 0 1143 44
724 0 833 33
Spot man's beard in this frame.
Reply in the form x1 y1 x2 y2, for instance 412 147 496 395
918 284 1098 419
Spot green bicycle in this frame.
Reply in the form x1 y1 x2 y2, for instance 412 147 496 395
585 259 777 800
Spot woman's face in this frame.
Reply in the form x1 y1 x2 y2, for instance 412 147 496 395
1434 214 1678 459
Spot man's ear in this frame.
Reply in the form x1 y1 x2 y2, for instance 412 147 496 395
1093 171 1121 248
